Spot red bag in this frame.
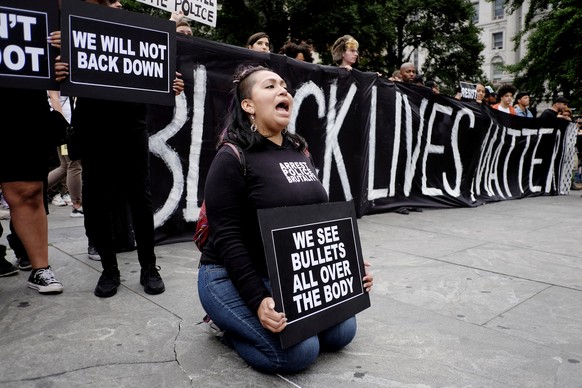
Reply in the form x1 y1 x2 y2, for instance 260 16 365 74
193 201 210 251
194 143 245 251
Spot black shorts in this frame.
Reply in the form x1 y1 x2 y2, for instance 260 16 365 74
0 89 50 183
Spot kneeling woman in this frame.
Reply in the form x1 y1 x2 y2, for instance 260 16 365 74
197 66 373 373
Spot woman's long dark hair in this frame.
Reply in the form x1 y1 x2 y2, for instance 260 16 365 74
219 66 308 153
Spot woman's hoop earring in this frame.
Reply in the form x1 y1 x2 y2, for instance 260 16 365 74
283 128 288 134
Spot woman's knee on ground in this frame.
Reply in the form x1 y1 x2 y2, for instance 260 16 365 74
318 316 357 352
245 335 320 374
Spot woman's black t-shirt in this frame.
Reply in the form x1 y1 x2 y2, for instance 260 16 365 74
201 136 328 312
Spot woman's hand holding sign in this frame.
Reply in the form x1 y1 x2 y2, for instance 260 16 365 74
48 30 61 49
363 260 373 293
48 31 69 83
258 297 287 333
54 56 69 83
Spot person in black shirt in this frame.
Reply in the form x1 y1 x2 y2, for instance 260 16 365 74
197 66 374 374
539 96 569 119
53 0 184 298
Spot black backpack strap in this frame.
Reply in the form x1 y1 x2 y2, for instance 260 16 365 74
222 142 246 176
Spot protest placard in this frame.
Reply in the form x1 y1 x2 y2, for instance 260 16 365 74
258 201 371 349
60 0 176 106
460 81 477 101
0 0 59 90
136 0 217 28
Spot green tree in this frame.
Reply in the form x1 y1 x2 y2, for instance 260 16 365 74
141 0 486 94
503 0 582 108
120 0 167 18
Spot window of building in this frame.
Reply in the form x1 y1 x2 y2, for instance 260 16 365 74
492 57 504 80
492 32 503 49
494 0 504 19
472 2 479 23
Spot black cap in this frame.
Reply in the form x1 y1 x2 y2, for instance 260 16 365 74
554 96 569 104
515 92 529 101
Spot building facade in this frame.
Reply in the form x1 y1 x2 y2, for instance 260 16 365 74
472 0 529 87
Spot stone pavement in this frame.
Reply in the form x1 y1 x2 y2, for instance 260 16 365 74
1 193 582 387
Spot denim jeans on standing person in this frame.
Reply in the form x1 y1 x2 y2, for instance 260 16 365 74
198 264 357 374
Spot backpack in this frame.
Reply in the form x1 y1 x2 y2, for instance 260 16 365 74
194 142 246 251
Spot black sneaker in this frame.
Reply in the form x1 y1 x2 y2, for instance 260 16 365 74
6 234 31 270
18 255 32 271
140 265 165 295
27 266 64 294
0 256 18 277
94 266 121 298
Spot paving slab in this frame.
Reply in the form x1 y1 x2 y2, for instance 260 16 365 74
1 193 582 387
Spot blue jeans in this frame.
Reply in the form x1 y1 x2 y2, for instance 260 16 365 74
198 264 357 374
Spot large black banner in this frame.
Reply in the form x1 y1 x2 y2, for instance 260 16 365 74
147 36 575 243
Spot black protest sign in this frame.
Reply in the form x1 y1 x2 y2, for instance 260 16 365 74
258 201 370 349
460 81 477 100
60 0 176 106
0 0 59 90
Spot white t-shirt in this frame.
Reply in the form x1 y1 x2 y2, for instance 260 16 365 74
497 105 510 114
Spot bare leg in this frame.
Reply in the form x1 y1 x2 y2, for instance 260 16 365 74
1 181 48 269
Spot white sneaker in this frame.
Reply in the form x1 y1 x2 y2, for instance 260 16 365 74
51 194 66 207
62 194 73 205
0 194 9 209
0 208 9 220
70 207 84 218
87 245 101 261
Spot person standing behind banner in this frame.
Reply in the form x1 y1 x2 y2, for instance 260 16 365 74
169 11 193 36
484 86 497 106
539 97 570 120
388 70 402 82
399 62 416 83
425 80 439 94
514 91 534 118
246 32 270 52
197 66 374 374
475 83 486 104
331 35 359 70
53 0 184 298
492 84 517 115
278 40 314 63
